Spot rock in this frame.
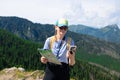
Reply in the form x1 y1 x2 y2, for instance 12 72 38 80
18 67 25 72
0 67 44 80
4 67 17 73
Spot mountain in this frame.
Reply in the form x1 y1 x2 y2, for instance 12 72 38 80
68 24 100 36
0 16 120 58
100 24 120 42
0 16 120 74
69 24 120 43
0 16 54 43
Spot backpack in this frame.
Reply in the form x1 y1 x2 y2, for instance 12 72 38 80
49 36 71 50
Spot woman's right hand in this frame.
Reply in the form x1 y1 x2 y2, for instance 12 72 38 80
40 56 48 64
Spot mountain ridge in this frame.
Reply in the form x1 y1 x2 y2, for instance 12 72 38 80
69 24 120 43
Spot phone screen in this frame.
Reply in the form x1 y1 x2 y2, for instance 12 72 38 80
69 46 76 54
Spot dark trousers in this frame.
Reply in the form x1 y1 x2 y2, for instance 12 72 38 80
43 62 70 80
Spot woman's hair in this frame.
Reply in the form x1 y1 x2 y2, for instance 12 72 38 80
54 26 57 41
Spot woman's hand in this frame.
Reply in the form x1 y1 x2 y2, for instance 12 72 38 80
66 50 76 66
40 56 48 64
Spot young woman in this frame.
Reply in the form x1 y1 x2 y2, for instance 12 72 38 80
40 18 76 80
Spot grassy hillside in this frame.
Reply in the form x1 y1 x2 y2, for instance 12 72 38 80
76 49 120 72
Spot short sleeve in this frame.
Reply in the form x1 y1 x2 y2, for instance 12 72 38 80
43 37 50 50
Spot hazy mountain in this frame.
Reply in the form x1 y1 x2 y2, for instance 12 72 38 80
0 16 54 43
69 24 120 43
100 24 120 42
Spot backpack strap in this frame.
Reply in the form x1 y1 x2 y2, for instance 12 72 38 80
49 36 71 50
66 37 71 50
49 36 56 49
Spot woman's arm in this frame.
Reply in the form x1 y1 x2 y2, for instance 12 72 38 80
40 38 50 64
67 38 76 66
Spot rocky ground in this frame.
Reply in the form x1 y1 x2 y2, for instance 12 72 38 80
0 67 44 80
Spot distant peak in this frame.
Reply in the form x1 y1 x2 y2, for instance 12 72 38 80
105 24 119 29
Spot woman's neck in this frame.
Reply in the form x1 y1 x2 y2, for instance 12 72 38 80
56 34 64 41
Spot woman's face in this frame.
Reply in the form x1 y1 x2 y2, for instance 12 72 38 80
55 26 68 36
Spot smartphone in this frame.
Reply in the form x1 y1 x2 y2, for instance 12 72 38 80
69 46 76 54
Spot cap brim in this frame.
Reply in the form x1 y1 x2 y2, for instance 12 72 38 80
57 24 68 27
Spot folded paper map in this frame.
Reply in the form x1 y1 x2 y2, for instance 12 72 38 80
37 48 61 65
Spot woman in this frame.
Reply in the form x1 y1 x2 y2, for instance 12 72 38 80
40 18 76 80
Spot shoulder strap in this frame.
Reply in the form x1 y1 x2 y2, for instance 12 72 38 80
66 37 71 50
50 36 71 50
49 36 56 49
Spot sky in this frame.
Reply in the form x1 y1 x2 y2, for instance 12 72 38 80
0 0 120 28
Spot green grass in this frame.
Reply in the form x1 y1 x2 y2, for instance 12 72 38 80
76 49 120 72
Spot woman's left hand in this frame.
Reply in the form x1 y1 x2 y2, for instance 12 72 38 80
66 50 76 66
66 51 75 59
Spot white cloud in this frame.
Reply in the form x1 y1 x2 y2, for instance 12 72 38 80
0 0 120 28
64 0 120 28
